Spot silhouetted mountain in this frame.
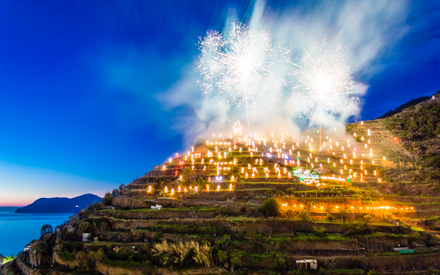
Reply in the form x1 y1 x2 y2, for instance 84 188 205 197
378 95 431 119
15 194 101 213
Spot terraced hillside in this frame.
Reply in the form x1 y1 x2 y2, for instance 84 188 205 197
6 97 440 275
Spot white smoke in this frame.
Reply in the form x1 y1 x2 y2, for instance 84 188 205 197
160 0 408 145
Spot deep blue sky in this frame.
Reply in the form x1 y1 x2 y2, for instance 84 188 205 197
0 0 438 205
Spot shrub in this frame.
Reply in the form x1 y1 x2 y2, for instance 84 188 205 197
230 256 242 268
340 209 348 222
275 254 286 269
57 250 76 262
217 250 228 264
313 226 325 236
152 240 212 267
154 231 163 239
258 198 281 217
299 210 310 221
326 213 335 222
286 209 294 218
2 255 15 264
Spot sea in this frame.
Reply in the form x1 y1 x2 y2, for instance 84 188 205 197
0 207 72 257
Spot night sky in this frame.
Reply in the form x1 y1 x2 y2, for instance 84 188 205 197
0 0 438 206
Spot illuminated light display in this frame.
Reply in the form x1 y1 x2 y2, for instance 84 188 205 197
320 176 346 181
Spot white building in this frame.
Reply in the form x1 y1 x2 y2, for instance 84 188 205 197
82 233 91 242
296 259 318 270
151 205 162 210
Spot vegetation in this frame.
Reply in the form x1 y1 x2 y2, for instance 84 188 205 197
2 255 15 265
258 198 281 217
103 192 112 206
152 240 212 267
40 224 53 236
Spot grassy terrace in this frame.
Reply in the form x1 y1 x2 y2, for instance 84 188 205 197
119 206 218 212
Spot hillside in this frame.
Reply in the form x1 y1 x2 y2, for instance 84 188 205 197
15 194 101 213
378 95 430 119
377 90 439 119
348 95 440 197
5 99 440 274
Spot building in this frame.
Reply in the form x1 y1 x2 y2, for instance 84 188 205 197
82 233 91 242
151 205 162 210
296 259 318 270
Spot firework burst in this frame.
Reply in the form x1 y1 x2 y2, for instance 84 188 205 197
294 46 357 126
196 23 274 131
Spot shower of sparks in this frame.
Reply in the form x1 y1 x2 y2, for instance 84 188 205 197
295 46 357 126
196 23 274 131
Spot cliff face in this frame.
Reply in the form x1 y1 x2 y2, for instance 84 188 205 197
15 194 101 213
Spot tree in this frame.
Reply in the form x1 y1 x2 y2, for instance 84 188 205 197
40 224 53 236
258 198 281 217
103 192 112 206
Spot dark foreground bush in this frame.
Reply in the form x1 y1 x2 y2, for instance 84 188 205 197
258 198 280 217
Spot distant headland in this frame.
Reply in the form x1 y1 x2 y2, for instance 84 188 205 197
14 194 102 213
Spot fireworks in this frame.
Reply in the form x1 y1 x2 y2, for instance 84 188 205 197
196 23 274 131
196 23 358 131
294 46 357 125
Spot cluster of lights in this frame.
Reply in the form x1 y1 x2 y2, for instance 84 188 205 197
158 121 394 203
280 203 415 212
320 176 346 181
159 184 235 195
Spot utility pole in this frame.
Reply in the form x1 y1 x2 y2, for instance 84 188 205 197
319 124 322 151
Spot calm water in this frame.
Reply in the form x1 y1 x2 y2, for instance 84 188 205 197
0 211 71 257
